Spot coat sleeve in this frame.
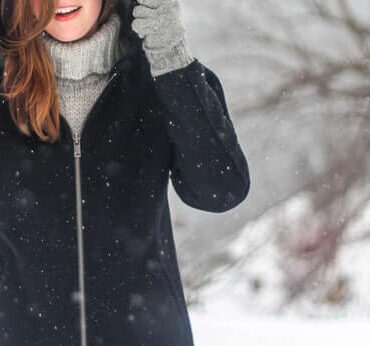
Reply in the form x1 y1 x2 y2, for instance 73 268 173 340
152 57 251 213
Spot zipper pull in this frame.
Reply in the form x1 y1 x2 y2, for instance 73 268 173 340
73 133 81 158
107 72 118 86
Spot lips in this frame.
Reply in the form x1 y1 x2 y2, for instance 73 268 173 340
54 6 82 22
56 4 81 9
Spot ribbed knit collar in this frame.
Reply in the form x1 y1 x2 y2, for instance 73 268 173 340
40 12 122 80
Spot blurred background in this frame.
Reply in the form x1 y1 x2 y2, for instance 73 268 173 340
170 0 370 344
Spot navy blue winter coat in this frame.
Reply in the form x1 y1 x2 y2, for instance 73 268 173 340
0 3 250 346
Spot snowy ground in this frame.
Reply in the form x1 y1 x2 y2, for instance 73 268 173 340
186 191 370 345
189 304 369 346
188 243 370 346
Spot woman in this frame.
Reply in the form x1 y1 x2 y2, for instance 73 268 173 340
0 0 250 345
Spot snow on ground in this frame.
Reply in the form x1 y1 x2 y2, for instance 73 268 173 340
189 303 369 346
187 191 370 345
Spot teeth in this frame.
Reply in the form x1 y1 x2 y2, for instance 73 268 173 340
55 7 79 15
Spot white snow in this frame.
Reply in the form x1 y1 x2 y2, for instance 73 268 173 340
187 190 370 345
190 304 369 346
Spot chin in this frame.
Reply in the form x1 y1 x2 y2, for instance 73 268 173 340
47 30 88 43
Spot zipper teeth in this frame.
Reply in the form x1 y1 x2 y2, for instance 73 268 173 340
69 70 118 346
74 135 86 346
75 71 115 345
73 132 81 157
107 71 118 86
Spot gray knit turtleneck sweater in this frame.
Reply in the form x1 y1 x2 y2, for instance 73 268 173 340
40 13 124 138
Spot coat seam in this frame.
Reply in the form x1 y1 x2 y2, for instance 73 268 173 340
154 193 192 343
157 254 193 344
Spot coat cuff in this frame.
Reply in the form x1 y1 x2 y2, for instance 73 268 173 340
144 38 195 78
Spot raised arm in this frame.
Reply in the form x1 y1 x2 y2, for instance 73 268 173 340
152 58 250 213
132 0 251 212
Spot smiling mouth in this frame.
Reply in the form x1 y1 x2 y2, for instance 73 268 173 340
55 6 82 18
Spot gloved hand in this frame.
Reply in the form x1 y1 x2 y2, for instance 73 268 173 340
131 0 195 78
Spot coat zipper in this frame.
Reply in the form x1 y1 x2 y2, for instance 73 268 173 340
70 71 118 346
73 131 87 346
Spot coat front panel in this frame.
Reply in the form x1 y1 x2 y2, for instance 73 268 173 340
0 113 81 344
0 63 194 345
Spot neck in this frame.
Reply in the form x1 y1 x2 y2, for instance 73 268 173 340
40 13 123 81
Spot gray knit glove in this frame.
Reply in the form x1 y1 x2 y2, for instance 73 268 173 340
131 0 195 77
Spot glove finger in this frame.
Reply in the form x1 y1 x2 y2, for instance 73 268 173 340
135 0 181 21
132 17 161 35
136 0 164 9
144 26 185 49
133 4 156 18
132 9 178 36
143 33 164 49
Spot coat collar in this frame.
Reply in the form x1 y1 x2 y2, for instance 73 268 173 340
108 0 146 88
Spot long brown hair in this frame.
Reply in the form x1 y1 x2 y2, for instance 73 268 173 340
0 0 122 143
